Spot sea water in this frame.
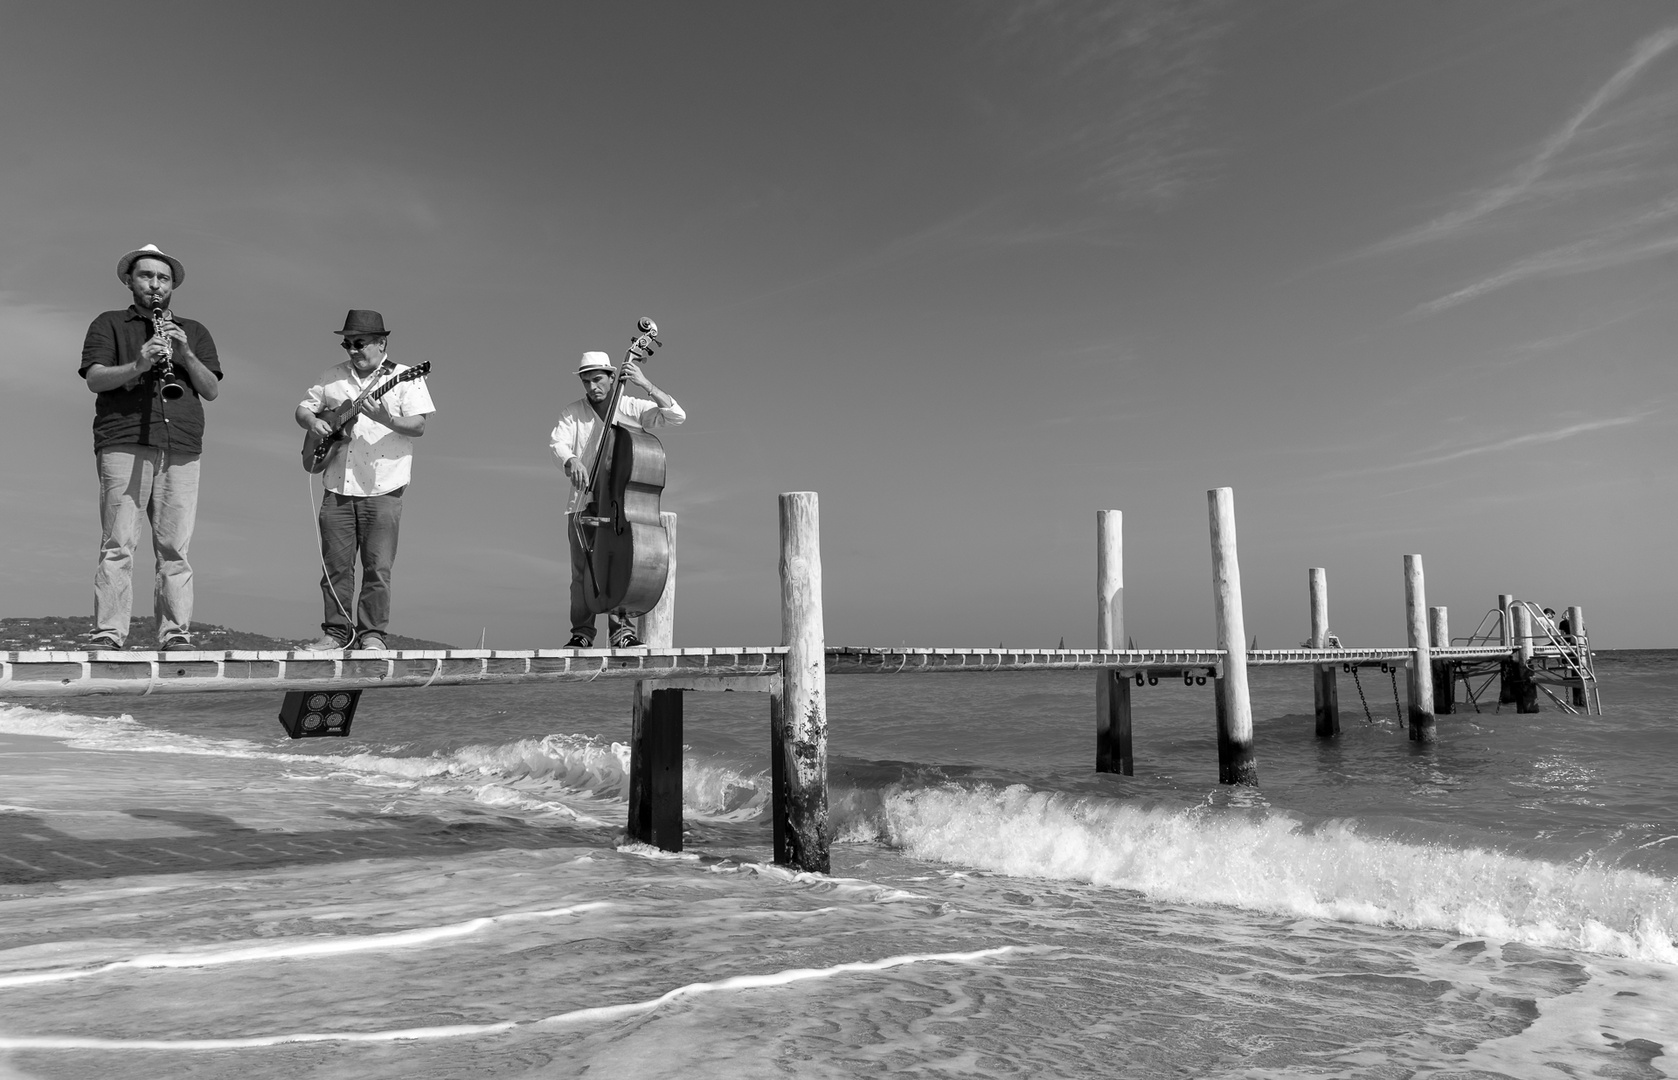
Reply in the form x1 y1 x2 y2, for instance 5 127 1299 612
0 652 1673 1078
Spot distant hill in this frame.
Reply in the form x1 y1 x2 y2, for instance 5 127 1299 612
1 616 453 652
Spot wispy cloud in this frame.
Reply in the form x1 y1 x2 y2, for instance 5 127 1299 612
994 0 1236 206
1369 27 1678 256
1319 413 1648 480
1414 204 1678 314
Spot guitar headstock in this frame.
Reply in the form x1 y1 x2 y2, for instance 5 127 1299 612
625 317 661 363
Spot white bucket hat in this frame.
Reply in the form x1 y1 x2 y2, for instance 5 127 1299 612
576 351 613 375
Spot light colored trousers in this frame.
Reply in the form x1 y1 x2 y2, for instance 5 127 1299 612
93 445 200 646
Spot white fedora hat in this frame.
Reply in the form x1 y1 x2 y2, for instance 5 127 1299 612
116 243 185 287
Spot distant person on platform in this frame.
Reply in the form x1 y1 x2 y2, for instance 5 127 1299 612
549 351 684 647
294 310 435 652
80 243 223 651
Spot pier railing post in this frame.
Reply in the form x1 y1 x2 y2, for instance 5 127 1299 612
1208 488 1257 785
1497 593 1513 646
1403 555 1435 742
1308 567 1338 737
1095 509 1132 774
637 511 677 649
775 492 830 872
1429 605 1453 715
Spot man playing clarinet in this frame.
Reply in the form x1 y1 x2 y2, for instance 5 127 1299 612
80 243 222 651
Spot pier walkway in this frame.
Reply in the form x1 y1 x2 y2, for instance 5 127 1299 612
0 643 1535 699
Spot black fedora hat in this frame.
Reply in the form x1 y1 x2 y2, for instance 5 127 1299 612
333 309 390 337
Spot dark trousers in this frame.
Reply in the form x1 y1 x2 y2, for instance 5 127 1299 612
567 514 633 644
319 488 403 643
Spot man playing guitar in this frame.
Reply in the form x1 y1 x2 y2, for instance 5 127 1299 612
293 309 435 651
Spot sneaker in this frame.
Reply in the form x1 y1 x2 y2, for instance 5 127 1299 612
566 634 594 648
301 635 349 652
85 632 124 652
357 633 389 651
161 637 196 652
610 628 643 648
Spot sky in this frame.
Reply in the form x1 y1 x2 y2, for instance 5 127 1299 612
3 1 1676 650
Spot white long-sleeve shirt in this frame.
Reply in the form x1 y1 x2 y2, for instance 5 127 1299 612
548 394 685 513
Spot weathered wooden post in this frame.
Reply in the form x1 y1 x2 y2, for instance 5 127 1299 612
1566 604 1587 707
628 511 683 851
628 682 683 850
1565 605 1584 644
1208 488 1257 785
1403 555 1435 743
636 511 677 648
1429 606 1453 715
1497 593 1518 704
1509 603 1539 713
1308 567 1338 737
774 492 830 872
1095 509 1132 774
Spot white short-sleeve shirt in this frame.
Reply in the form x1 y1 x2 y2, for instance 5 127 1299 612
300 358 436 497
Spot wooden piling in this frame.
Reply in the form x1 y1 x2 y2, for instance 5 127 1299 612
1208 488 1257 785
628 683 684 851
1403 555 1435 742
1429 606 1454 715
1566 605 1587 707
774 492 830 872
1096 510 1132 774
1509 603 1539 713
636 511 677 648
1308 567 1339 737
1497 593 1517 705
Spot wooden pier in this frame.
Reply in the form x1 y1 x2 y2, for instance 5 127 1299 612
0 488 1598 874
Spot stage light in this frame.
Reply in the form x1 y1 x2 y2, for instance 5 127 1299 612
278 689 362 738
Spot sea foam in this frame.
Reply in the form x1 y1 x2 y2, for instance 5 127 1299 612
834 780 1678 964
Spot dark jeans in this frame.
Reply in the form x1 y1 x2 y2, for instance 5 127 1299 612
567 514 633 644
318 488 403 643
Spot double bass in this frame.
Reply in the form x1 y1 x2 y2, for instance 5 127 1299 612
573 318 671 618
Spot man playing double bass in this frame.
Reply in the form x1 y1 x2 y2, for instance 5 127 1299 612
549 351 684 647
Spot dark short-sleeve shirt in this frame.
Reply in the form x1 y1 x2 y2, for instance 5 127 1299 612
80 305 223 455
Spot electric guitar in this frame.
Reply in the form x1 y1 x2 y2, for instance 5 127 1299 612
300 361 431 473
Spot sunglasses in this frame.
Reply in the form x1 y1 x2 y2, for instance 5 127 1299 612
340 337 385 351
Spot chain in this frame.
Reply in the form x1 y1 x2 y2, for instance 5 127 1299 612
1389 666 1402 720
1350 665 1374 723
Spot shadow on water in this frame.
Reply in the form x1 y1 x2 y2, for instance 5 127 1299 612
0 805 598 887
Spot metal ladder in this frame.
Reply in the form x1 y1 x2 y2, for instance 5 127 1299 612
1451 602 1600 715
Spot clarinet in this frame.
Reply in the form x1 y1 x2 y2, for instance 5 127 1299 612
148 298 185 401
